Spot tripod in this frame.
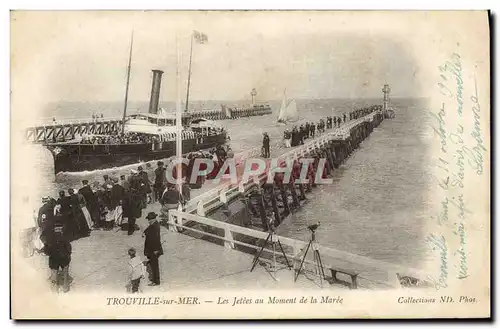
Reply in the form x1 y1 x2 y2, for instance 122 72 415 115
294 228 326 287
251 226 292 279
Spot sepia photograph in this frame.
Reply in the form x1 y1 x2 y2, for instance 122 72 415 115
10 10 490 319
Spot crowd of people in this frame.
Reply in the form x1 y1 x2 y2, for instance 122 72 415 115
32 105 382 293
279 106 381 151
35 145 234 241
79 128 226 145
80 132 160 145
32 144 237 292
36 168 153 242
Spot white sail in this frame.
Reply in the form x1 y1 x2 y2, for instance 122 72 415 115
285 99 298 122
277 96 298 123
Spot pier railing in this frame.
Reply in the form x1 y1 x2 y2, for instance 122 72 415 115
185 112 379 216
168 210 432 289
30 117 123 127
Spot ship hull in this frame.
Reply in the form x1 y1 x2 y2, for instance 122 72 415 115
47 133 227 174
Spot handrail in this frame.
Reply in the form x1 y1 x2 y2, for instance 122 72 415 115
169 210 432 288
27 117 124 128
30 105 272 127
184 112 378 214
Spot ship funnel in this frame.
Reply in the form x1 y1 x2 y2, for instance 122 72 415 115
148 69 164 114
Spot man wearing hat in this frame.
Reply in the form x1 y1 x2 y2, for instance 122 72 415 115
68 188 91 238
143 212 163 286
262 132 270 158
154 161 166 203
138 166 152 207
131 166 151 209
37 196 55 228
45 224 72 292
120 175 129 192
101 175 111 190
127 169 144 232
78 180 99 228
110 177 125 227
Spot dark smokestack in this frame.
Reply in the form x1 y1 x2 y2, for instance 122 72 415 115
148 69 164 114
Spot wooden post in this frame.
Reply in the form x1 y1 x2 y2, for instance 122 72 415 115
279 184 290 217
298 183 306 200
255 192 268 231
223 224 235 249
289 182 300 209
238 181 246 194
246 197 259 218
267 185 281 225
220 188 228 204
168 211 179 233
196 201 205 217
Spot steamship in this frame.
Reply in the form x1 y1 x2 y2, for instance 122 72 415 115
46 68 229 174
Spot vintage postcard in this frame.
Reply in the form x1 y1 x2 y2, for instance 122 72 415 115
10 10 490 319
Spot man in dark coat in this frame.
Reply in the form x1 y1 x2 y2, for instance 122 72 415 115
38 197 57 247
45 224 72 293
291 126 298 147
122 188 139 235
120 175 129 192
137 166 151 208
56 191 77 240
154 161 166 202
78 180 99 228
299 125 306 144
37 197 54 228
143 212 163 286
126 170 143 235
101 175 111 190
262 132 270 158
68 188 91 238
129 169 142 193
215 145 227 163
57 190 72 216
110 178 125 227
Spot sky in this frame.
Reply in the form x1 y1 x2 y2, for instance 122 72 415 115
11 11 428 109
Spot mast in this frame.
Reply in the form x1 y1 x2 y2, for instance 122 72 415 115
175 33 183 211
278 88 287 121
121 31 134 135
184 33 194 112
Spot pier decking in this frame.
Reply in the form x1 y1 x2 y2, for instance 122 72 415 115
161 110 432 289
23 86 431 291
23 110 430 292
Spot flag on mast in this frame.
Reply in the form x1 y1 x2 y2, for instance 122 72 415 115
193 30 208 44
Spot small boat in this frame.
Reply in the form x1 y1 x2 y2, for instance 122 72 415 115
46 112 228 174
276 89 299 125
385 108 396 119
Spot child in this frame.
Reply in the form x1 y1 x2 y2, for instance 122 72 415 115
127 247 146 293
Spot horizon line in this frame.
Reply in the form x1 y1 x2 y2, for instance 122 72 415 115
47 96 428 105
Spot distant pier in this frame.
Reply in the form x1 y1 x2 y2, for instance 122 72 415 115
164 109 432 289
25 105 272 144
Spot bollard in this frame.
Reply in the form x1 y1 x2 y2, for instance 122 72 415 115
279 184 291 216
238 181 246 194
196 201 206 217
220 188 228 204
223 224 235 249
168 212 179 232
288 181 300 209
